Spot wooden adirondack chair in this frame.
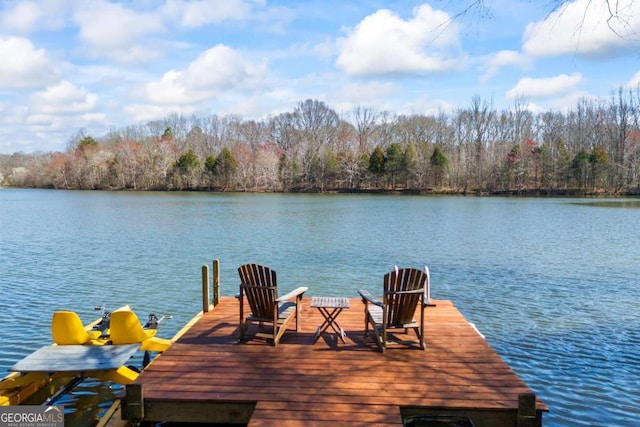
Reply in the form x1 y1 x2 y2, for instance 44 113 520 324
358 266 430 353
237 263 308 346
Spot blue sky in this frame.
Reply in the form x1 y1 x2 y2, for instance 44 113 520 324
1 0 640 154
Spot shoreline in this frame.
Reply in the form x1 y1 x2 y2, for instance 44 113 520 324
3 184 640 198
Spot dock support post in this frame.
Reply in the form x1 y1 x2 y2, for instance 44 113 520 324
123 383 144 422
202 265 211 313
213 259 220 306
517 393 539 427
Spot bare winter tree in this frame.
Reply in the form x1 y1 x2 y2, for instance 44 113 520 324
294 99 340 149
6 92 640 194
607 87 635 190
469 95 496 190
351 106 379 153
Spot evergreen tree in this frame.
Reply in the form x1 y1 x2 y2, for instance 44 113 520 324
430 146 448 187
368 146 385 188
214 147 238 189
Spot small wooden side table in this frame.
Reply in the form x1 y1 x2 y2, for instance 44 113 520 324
311 296 350 344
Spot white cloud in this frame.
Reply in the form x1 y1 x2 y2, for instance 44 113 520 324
336 4 463 76
313 39 337 60
144 44 267 105
549 90 597 112
123 103 198 123
400 98 457 117
0 104 22 130
2 1 640 154
162 0 260 27
0 0 68 33
1 2 42 33
506 73 583 99
124 45 268 122
6 78 105 151
0 37 59 88
523 0 640 58
73 0 165 61
626 70 640 88
480 50 532 81
341 81 397 104
29 81 98 115
222 95 275 119
26 112 105 138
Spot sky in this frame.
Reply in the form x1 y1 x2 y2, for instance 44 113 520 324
1 0 640 154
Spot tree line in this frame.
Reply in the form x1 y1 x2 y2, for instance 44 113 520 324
2 90 640 195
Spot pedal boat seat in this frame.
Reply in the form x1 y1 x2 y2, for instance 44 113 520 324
52 311 104 345
109 310 171 352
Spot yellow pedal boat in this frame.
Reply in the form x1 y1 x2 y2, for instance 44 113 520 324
0 306 172 406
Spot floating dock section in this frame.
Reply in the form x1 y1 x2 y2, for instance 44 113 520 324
111 293 547 426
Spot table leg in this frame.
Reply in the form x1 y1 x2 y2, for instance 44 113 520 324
313 307 346 344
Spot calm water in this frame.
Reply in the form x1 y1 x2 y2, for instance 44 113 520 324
0 189 639 426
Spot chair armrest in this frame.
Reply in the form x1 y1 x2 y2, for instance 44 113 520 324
358 290 383 307
276 286 309 302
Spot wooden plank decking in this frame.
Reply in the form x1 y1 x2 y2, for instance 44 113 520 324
122 297 548 426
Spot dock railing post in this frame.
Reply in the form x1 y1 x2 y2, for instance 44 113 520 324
213 259 220 306
202 265 210 313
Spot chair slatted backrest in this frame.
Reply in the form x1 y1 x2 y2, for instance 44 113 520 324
238 263 278 321
383 267 427 326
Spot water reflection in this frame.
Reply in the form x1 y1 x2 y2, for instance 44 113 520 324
572 199 640 208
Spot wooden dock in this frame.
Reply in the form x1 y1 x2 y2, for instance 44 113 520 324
117 296 548 426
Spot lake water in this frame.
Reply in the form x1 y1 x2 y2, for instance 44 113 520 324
0 189 638 426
